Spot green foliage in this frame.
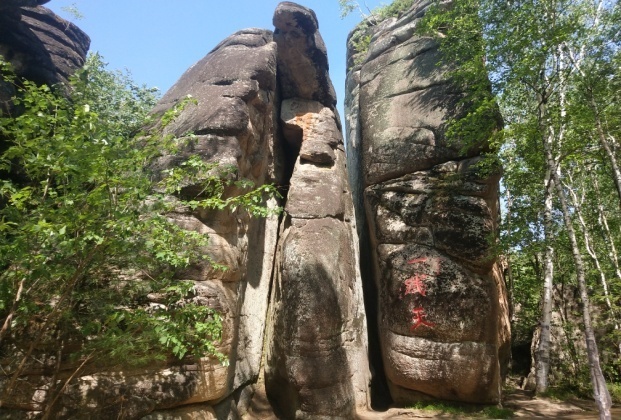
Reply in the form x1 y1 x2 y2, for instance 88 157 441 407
345 0 416 69
480 406 514 419
0 54 278 375
340 0 415 21
83 282 224 365
60 3 84 21
348 26 373 67
408 401 465 415
372 0 415 21
608 382 621 404
418 0 501 156
539 383 592 401
407 401 514 418
419 0 621 404
339 0 359 18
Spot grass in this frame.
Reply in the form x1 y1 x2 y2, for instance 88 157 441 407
608 383 621 403
538 384 592 402
407 401 513 418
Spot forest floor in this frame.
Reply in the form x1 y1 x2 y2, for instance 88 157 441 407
246 380 621 418
356 387 621 418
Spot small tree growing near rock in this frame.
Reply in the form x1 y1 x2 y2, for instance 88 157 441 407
0 54 278 414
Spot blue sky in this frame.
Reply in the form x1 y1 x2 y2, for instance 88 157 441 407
47 1 387 120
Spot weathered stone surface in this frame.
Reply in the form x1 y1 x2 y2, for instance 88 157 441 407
0 5 90 88
281 98 342 166
0 0 50 8
266 218 359 418
0 27 283 419
267 98 368 417
142 405 217 420
138 28 281 415
272 2 337 108
285 154 346 220
0 3 89 117
152 30 276 140
346 0 509 405
265 5 370 414
366 160 501 274
59 359 229 419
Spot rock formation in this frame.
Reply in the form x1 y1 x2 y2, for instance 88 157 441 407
0 0 90 112
0 0 513 417
345 0 510 405
1 2 370 418
264 4 369 419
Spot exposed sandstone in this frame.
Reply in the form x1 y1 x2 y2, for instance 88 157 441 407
0 3 89 116
264 4 369 418
345 0 510 405
272 2 337 108
140 28 283 415
0 4 89 87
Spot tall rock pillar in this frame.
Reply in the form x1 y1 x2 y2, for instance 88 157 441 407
345 0 510 404
264 3 370 418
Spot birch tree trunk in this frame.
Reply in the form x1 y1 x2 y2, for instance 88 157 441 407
535 95 556 394
566 176 621 354
553 168 612 420
593 177 621 280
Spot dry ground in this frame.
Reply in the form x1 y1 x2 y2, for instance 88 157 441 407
245 384 621 419
356 389 621 419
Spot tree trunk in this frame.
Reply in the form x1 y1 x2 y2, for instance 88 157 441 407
567 176 621 355
593 177 621 280
535 92 556 394
590 97 621 207
553 168 612 420
536 133 556 394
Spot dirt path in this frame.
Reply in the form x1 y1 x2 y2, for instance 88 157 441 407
503 389 620 419
246 384 620 419
356 389 620 419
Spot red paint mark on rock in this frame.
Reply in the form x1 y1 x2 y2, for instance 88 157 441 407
403 274 427 297
410 307 434 330
408 256 441 276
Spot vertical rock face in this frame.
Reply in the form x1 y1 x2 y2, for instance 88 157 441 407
144 28 282 414
265 3 369 418
346 0 510 405
272 2 337 108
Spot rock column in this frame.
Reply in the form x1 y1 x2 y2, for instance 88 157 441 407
264 3 369 418
345 0 510 404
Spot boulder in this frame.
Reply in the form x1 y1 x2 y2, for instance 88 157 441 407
0 4 90 88
345 0 510 405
